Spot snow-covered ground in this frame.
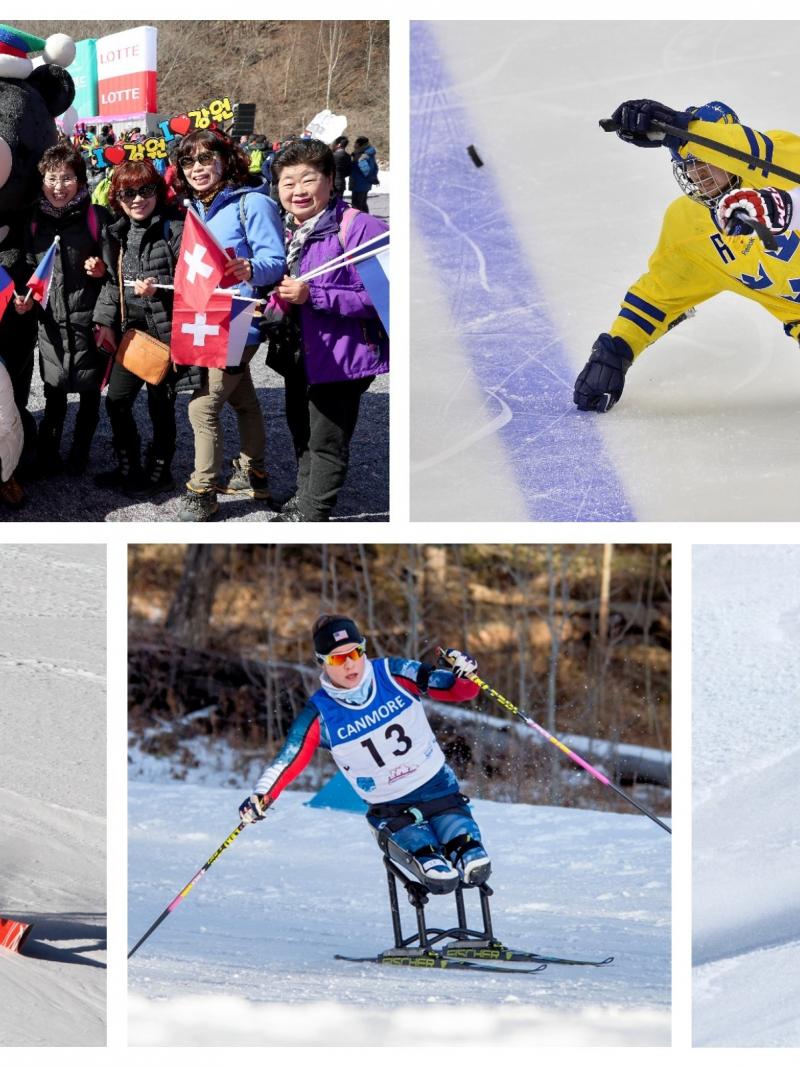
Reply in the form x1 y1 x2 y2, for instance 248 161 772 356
693 545 800 1047
128 780 670 1046
0 544 106 1047
411 21 800 520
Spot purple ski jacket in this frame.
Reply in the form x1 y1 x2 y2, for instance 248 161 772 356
294 198 389 385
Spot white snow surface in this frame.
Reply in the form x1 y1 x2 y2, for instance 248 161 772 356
128 780 670 1046
693 545 800 1047
412 21 800 521
0 544 106 1047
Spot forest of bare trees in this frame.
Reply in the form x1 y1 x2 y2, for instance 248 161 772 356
19 21 389 153
128 544 671 815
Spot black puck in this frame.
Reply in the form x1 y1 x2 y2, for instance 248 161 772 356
466 144 483 167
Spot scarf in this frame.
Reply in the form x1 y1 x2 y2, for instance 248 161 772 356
38 186 90 219
319 657 376 707
284 207 327 277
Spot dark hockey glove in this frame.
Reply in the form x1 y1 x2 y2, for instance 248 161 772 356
611 99 691 149
239 794 271 824
715 187 794 236
574 334 634 413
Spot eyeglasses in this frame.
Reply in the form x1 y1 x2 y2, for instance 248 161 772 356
118 184 158 203
316 643 366 668
44 174 78 187
178 151 217 170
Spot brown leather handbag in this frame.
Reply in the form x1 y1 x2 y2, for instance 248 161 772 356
115 251 171 386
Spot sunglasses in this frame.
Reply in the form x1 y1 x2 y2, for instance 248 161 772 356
178 151 217 170
316 643 366 668
118 184 158 203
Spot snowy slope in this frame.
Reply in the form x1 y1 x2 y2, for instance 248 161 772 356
128 782 670 1046
411 21 800 521
693 545 800 1047
0 545 106 1048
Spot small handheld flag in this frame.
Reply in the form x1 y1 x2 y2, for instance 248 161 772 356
0 265 15 321
174 210 230 312
26 235 60 308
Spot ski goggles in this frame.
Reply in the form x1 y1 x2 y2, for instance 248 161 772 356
315 642 367 667
118 183 158 202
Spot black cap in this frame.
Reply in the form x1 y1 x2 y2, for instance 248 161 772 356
313 616 364 656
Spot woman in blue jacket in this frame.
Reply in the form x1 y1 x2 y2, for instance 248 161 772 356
171 130 286 522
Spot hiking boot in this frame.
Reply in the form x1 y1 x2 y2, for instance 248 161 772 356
177 484 219 522
94 448 142 493
268 499 305 522
131 452 175 499
219 458 270 500
0 475 26 509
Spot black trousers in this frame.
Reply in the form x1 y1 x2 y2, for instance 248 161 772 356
283 366 373 521
41 382 101 452
105 360 177 463
350 190 370 212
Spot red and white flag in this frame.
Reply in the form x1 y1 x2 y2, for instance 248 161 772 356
171 291 232 368
173 210 230 312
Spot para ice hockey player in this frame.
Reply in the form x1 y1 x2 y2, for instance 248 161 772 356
239 614 491 893
574 99 800 412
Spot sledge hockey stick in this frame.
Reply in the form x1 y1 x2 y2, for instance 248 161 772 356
600 117 794 250
437 648 671 835
127 820 248 959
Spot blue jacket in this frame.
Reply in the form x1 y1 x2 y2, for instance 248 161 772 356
190 178 286 346
350 146 379 193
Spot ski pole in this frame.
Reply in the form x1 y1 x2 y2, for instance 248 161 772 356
437 648 671 835
128 820 248 959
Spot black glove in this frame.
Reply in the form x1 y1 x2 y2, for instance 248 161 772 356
239 794 271 824
715 187 794 236
574 334 634 413
611 99 691 149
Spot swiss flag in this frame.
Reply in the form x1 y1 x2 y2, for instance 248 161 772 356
173 210 230 312
171 291 232 368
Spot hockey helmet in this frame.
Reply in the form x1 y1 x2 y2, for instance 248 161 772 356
670 100 740 207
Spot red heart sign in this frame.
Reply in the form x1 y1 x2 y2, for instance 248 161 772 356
104 145 126 166
170 114 192 136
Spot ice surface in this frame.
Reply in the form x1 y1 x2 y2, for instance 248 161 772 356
412 21 800 520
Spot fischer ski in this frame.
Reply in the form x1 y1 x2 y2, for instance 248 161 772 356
335 950 547 974
442 941 614 967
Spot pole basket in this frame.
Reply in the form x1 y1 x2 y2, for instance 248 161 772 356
0 917 33 953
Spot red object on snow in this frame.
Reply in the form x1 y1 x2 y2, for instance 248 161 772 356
0 917 33 953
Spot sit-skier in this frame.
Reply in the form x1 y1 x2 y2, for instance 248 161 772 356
239 614 491 892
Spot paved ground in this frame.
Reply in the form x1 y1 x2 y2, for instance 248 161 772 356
3 194 389 524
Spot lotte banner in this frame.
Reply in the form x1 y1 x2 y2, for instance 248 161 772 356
96 26 157 117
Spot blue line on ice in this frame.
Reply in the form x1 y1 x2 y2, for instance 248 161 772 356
411 22 635 522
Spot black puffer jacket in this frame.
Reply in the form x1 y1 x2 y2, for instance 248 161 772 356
93 208 184 345
26 197 114 391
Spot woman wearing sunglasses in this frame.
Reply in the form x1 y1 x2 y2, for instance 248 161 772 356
239 615 491 893
93 159 184 498
170 129 286 522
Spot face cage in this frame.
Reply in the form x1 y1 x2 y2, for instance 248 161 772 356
672 158 741 208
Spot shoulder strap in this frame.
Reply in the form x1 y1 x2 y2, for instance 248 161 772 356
87 204 100 244
337 206 360 250
238 194 253 257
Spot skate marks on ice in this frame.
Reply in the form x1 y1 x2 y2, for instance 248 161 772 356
410 22 634 522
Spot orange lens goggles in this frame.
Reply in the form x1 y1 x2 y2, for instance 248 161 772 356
318 643 366 667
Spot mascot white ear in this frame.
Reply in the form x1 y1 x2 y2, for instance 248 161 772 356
42 34 76 69
0 25 75 79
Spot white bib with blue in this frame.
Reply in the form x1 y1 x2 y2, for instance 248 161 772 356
313 658 445 802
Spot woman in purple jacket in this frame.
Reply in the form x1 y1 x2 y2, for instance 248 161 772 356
267 139 388 522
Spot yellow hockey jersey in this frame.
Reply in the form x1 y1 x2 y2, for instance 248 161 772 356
610 119 800 358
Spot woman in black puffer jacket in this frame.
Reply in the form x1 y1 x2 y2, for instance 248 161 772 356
16 142 114 476
93 159 184 497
